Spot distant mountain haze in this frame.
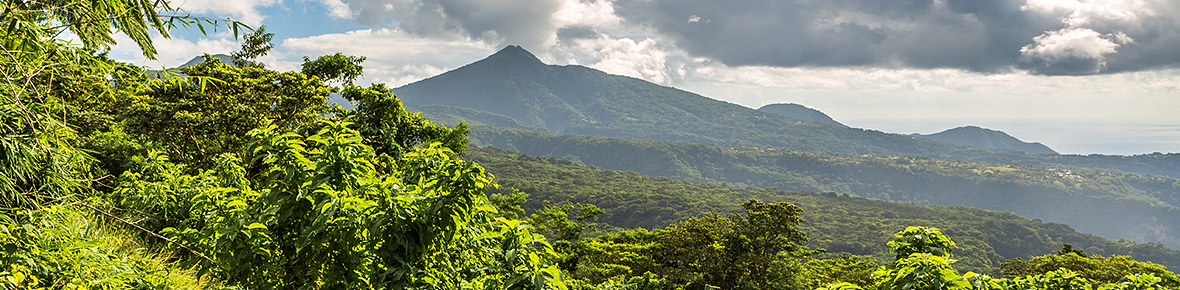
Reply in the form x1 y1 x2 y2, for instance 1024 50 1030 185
467 146 1180 272
757 105 1056 154
915 126 1058 155
395 46 993 156
757 103 846 127
393 46 1180 178
466 127 1180 249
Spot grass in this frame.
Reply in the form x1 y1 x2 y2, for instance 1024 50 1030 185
1 204 220 289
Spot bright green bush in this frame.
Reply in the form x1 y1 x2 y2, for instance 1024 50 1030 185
114 120 568 289
821 227 1175 290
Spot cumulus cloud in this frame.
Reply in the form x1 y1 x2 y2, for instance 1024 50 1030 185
556 35 688 84
171 0 280 26
318 0 355 19
1020 28 1127 75
614 0 1180 75
107 33 239 68
278 28 495 86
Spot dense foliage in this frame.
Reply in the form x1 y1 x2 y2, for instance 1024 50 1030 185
568 200 814 289
818 227 1178 290
465 146 1180 274
2 1 565 287
464 128 1180 249
114 121 565 288
5 1 1178 289
2 0 247 287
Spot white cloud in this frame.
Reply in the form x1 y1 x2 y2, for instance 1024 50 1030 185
318 0 355 19
1023 0 1147 27
107 34 239 68
169 0 281 26
553 0 620 28
551 35 688 84
1020 27 1128 72
277 28 494 86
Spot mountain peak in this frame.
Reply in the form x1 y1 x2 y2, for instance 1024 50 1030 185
483 45 544 66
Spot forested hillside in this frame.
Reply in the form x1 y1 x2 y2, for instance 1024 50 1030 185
758 103 847 127
7 1 1179 289
466 127 1180 248
915 126 1058 155
395 47 1180 178
465 146 1180 275
1 8 569 287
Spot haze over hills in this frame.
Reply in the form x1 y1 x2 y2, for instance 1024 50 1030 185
466 126 1180 248
757 103 1056 155
466 146 1180 273
915 126 1058 155
757 103 846 127
394 46 982 157
384 46 1180 249
394 46 1180 178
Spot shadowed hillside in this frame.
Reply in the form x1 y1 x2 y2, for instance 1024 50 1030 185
466 146 1180 274
758 103 846 127
396 47 1180 178
465 126 1180 249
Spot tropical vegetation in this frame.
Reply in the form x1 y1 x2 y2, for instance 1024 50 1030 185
464 128 1180 249
2 0 1176 289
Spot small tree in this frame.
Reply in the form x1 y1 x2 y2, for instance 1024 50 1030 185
873 227 971 290
232 25 274 67
654 199 809 289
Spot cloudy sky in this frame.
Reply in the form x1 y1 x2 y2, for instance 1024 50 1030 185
109 0 1180 155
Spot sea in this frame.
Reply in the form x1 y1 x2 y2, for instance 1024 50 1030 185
847 119 1180 156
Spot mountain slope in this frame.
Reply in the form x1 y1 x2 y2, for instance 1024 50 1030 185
396 47 1180 178
466 126 1180 249
466 146 1180 274
758 103 846 127
395 46 983 156
917 126 1057 154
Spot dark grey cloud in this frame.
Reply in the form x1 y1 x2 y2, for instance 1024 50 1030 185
556 26 599 43
338 0 563 49
615 0 1180 75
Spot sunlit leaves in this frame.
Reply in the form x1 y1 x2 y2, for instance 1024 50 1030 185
822 227 1176 290
301 53 366 85
126 58 332 167
889 226 957 262
118 119 566 289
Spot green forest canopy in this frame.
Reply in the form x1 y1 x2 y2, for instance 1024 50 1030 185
466 146 1180 275
2 1 1177 289
464 127 1180 249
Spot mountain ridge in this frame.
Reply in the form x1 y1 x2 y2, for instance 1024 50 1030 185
465 126 1180 248
915 126 1058 154
758 103 846 127
466 145 1180 273
395 46 999 157
394 47 1180 177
